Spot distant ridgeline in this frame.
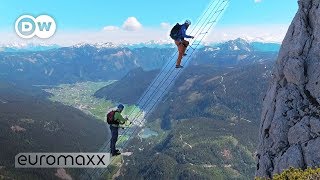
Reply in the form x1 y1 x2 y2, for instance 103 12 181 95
0 39 279 85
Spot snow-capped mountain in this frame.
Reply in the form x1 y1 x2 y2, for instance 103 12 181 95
0 43 59 52
0 38 279 85
0 43 60 52
71 40 174 50
72 42 119 49
123 40 175 49
68 38 280 50
217 38 253 52
0 38 280 53
207 38 280 52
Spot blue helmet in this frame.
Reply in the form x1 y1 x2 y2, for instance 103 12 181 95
185 19 191 25
117 104 124 110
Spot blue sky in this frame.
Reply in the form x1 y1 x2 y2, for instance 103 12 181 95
0 0 298 45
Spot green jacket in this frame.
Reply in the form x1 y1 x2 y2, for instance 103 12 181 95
111 111 127 127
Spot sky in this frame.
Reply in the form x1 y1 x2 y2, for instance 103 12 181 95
0 0 298 45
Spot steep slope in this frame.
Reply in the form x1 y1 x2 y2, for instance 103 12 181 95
94 67 159 104
120 118 258 180
193 38 278 66
95 60 275 179
95 61 274 125
256 0 320 178
152 62 273 127
0 83 108 179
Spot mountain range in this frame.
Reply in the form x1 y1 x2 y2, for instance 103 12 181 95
0 39 280 53
0 38 279 86
0 43 60 52
0 38 280 179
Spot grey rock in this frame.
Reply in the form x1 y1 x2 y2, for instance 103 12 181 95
283 58 305 85
256 0 320 178
286 109 299 126
273 145 305 175
310 117 320 135
256 153 273 178
302 137 320 167
288 117 311 145
269 118 289 154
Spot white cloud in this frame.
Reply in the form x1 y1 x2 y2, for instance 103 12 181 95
122 17 142 31
103 26 120 31
254 0 262 3
160 22 171 29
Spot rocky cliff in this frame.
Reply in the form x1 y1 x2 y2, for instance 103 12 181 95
256 0 320 178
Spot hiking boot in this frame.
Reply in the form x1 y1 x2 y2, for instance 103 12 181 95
112 152 121 156
175 65 183 68
110 149 120 154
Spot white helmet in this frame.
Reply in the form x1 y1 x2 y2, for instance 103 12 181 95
185 19 191 25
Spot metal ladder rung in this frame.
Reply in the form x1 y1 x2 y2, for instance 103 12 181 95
188 46 196 50
208 20 216 24
209 9 223 17
199 32 208 35
215 9 224 13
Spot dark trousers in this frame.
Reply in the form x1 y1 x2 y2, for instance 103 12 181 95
110 125 119 154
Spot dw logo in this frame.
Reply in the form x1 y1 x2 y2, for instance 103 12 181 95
15 15 56 39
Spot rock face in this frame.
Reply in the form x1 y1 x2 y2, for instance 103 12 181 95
256 0 320 178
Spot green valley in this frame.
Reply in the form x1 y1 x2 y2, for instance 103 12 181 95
44 81 141 122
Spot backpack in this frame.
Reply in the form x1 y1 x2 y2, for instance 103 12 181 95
170 23 182 40
107 110 119 125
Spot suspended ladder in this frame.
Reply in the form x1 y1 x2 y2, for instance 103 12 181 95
81 0 229 179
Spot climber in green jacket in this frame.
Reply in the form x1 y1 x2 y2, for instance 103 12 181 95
107 104 130 156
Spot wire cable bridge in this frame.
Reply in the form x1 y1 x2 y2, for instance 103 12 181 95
80 0 229 179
